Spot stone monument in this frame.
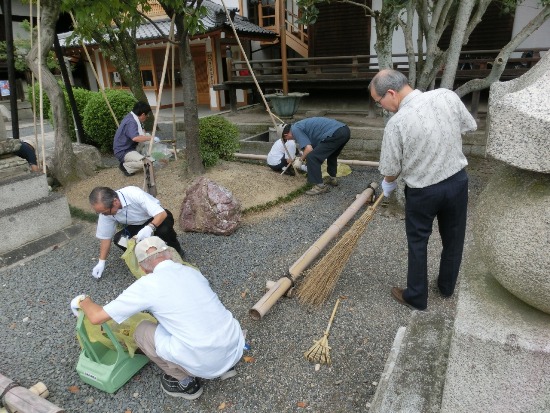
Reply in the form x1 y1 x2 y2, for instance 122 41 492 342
440 52 550 411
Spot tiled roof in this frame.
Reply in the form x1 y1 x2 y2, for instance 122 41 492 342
59 0 276 47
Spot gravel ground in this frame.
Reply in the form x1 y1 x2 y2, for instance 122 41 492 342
0 155 496 413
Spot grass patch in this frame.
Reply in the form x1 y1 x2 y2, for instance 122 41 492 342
69 205 97 223
243 183 312 215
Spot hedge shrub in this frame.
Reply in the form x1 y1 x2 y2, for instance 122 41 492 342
27 83 93 143
27 83 51 121
198 116 240 168
82 89 137 153
66 87 93 143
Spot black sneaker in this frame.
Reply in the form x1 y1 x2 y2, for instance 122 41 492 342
119 163 134 177
160 374 203 400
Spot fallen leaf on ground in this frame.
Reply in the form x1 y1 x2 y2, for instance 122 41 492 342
68 386 80 393
218 402 226 410
297 401 308 408
243 355 255 363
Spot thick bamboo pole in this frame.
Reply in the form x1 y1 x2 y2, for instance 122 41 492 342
249 183 378 320
233 152 379 167
0 374 63 413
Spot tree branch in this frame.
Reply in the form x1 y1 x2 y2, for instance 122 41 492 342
455 5 550 97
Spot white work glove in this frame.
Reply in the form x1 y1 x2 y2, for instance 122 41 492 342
153 136 161 143
292 158 303 169
92 259 106 279
135 225 154 242
70 294 87 317
381 178 398 198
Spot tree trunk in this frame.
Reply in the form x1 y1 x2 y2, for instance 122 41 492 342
179 34 204 175
415 0 453 91
373 0 402 70
439 0 475 89
91 28 154 130
26 0 80 186
399 0 417 87
454 4 550 97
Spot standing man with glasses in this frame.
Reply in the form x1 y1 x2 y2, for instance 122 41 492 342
88 186 184 279
113 101 160 176
369 69 477 311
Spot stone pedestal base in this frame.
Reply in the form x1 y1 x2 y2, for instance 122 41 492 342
440 251 550 412
0 156 29 179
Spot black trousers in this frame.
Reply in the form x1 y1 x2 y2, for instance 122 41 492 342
402 169 468 310
305 125 350 185
112 209 183 255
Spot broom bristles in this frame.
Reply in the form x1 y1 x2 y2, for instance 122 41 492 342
297 203 379 306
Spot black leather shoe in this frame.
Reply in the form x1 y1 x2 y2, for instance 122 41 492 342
391 287 425 311
119 163 134 177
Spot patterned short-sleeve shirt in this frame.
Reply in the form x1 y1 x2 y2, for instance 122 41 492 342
378 89 477 188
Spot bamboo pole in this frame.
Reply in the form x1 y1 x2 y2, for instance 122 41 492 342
0 374 63 413
233 152 379 167
249 183 378 320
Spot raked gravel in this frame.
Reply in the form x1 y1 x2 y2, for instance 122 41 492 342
0 158 495 413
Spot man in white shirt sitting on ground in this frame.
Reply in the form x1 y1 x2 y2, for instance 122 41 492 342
71 236 244 400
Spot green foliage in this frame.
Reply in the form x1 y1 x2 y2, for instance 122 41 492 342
198 116 240 168
64 87 93 143
82 89 137 153
0 20 58 72
27 83 51 121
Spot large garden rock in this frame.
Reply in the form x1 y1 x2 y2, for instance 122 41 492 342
179 176 241 235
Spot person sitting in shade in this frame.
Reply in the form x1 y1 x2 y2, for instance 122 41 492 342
267 124 307 175
113 101 160 176
71 236 244 400
89 186 184 279
278 118 350 195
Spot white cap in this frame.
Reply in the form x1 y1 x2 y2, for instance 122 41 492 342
135 236 168 262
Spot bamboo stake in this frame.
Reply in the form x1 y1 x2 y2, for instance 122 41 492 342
304 298 341 365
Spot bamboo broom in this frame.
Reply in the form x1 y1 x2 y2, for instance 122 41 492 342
304 298 341 365
297 195 385 306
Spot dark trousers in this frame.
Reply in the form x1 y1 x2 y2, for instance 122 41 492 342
268 155 287 172
305 125 350 184
402 169 468 310
112 209 183 255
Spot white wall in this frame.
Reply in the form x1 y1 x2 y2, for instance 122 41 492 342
512 0 550 51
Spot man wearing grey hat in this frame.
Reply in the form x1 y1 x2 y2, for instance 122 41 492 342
71 236 245 400
277 117 350 195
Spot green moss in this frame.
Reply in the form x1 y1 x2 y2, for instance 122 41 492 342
69 205 97 223
242 183 312 215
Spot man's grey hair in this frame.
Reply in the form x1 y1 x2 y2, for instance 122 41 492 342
89 187 118 208
139 249 173 273
369 69 409 97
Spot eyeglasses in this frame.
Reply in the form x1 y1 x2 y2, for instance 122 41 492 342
374 91 388 108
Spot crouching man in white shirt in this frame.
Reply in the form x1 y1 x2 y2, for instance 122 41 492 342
71 236 244 400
